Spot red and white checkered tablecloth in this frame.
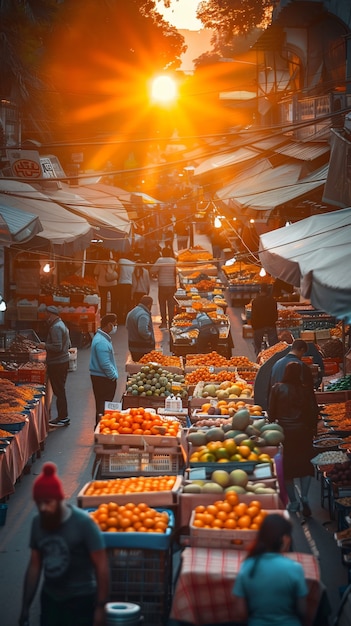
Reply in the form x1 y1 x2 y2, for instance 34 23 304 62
170 547 321 625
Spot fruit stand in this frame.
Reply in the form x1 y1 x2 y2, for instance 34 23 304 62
221 261 273 307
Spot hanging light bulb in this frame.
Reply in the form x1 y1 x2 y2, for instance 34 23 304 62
214 216 222 228
259 268 266 277
0 295 6 312
43 263 51 273
225 257 237 266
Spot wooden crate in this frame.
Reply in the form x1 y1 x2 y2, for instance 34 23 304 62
122 393 188 410
94 422 180 447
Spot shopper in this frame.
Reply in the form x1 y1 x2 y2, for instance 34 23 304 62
39 306 71 428
116 254 135 324
89 313 118 427
232 513 308 626
270 338 314 388
18 462 110 626
268 361 319 516
250 283 279 355
152 247 177 329
126 295 155 362
93 250 118 317
131 264 150 307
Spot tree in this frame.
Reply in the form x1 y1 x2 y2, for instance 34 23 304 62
197 0 272 40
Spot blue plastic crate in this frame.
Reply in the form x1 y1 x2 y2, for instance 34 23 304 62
88 508 175 550
0 420 27 433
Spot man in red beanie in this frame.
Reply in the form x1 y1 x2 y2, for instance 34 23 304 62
19 462 110 626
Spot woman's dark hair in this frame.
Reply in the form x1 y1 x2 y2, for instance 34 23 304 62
282 361 302 385
246 514 292 573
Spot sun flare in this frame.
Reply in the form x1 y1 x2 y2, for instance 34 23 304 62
150 75 178 104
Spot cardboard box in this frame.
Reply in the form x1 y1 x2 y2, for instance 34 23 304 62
77 475 183 508
300 330 316 341
189 509 289 549
242 324 254 339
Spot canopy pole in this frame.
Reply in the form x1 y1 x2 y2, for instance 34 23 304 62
342 320 346 375
82 248 86 278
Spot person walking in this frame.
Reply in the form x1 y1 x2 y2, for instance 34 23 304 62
89 313 118 427
38 306 71 428
232 513 308 626
268 361 319 516
152 247 177 329
126 295 155 362
18 462 110 626
250 283 279 355
131 264 150 307
93 251 118 317
116 254 135 324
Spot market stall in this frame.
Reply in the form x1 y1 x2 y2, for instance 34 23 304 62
170 547 323 626
0 389 48 500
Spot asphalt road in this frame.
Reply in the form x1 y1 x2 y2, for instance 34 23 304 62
0 250 349 625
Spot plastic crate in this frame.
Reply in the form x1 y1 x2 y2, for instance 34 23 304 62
0 369 19 382
100 509 175 550
18 364 46 384
95 445 186 478
107 545 172 626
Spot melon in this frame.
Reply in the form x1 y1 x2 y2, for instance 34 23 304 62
211 469 230 488
251 418 267 431
231 408 251 431
205 427 225 442
234 433 249 445
202 482 224 493
263 430 285 445
187 431 208 446
261 423 284 433
183 483 202 493
225 485 247 494
229 469 249 488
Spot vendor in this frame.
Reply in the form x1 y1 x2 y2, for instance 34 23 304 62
184 311 219 354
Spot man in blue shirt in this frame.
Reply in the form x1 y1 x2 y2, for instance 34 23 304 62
89 313 118 428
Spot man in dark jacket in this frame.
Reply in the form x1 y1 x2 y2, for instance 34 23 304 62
126 295 155 362
250 283 279 355
39 306 71 428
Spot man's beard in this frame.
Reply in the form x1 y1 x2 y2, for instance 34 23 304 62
40 505 63 531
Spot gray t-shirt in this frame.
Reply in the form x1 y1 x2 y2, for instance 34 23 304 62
30 504 104 600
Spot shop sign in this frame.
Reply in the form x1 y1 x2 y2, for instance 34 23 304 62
6 149 42 179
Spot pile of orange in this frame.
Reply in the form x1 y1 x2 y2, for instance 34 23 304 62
99 408 180 436
138 353 182 367
90 501 170 533
84 475 177 496
192 492 268 530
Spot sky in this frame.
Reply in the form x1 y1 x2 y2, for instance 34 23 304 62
156 0 202 31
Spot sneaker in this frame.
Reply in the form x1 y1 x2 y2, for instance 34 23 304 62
49 418 70 428
301 499 312 517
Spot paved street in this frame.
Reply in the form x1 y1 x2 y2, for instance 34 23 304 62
0 238 349 625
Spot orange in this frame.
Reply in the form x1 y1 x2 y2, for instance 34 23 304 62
237 515 252 529
225 492 239 506
234 502 248 517
224 518 237 529
247 505 260 519
237 445 252 459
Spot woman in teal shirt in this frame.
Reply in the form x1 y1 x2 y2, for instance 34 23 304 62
233 514 308 626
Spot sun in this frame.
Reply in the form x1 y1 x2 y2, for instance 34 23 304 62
150 75 178 104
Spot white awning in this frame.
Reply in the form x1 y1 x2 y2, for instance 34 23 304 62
0 204 42 245
43 182 131 250
193 147 260 177
0 180 93 255
215 162 328 214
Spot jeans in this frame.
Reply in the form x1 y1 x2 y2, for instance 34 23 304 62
47 361 69 420
158 286 176 325
253 326 279 355
90 375 117 425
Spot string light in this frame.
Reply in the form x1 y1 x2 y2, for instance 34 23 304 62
259 268 266 277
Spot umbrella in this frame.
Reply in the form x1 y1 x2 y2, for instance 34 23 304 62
258 208 351 323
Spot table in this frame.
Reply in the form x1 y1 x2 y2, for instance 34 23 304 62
170 547 322 626
0 395 48 500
